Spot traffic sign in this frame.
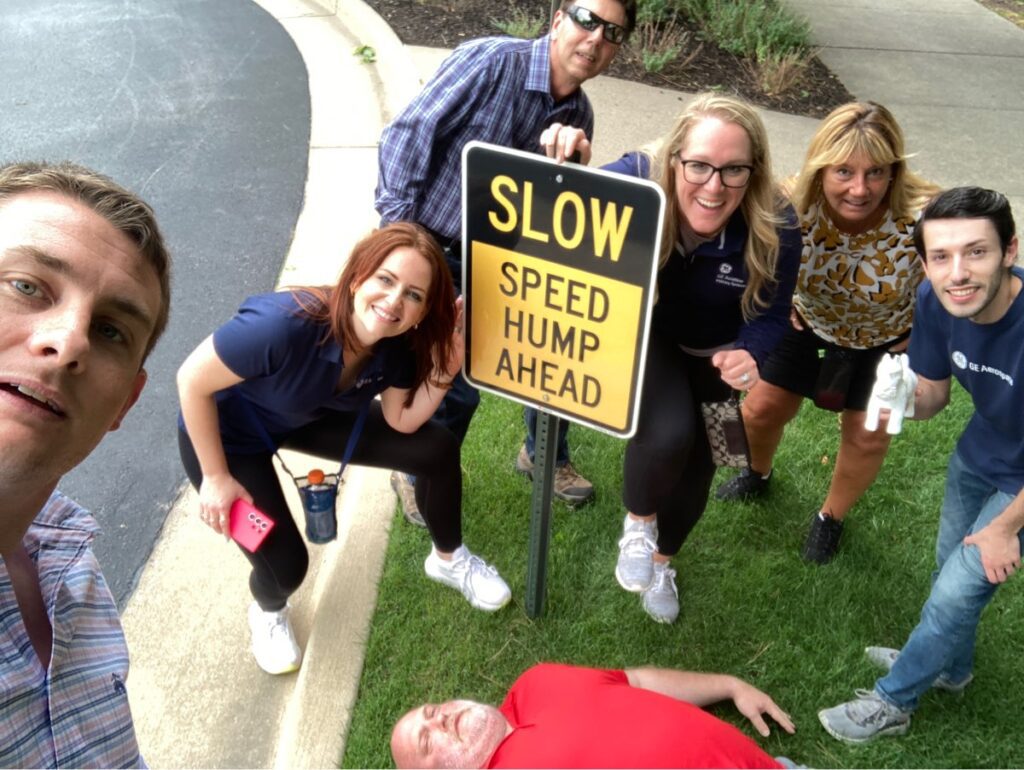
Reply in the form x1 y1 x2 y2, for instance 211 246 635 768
461 141 664 437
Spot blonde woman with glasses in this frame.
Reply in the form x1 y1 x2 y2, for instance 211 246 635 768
598 93 801 623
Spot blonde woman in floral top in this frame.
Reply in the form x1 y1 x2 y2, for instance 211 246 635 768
716 102 939 564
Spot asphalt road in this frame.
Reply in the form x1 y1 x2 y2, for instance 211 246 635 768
0 0 310 604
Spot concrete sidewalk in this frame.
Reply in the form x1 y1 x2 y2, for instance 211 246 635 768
785 0 1024 214
121 1 1024 767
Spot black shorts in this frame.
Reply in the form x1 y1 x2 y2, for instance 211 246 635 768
759 324 909 412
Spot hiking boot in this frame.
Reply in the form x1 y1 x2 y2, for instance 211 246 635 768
247 601 302 675
515 444 533 476
818 688 911 744
553 462 594 504
864 646 974 694
802 511 844 564
515 445 595 505
390 471 425 527
615 515 658 592
424 545 511 612
715 467 772 501
641 561 679 624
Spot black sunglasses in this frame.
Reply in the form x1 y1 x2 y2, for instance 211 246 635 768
564 4 627 45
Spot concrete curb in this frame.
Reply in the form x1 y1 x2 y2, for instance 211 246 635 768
337 0 423 122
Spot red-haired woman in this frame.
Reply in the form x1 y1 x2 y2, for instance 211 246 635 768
176 223 510 675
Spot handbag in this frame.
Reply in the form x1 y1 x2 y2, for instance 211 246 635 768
701 393 751 469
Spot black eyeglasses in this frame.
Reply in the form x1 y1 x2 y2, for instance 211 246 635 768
564 4 628 45
675 157 753 188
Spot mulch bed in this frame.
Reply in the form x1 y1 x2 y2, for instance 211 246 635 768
363 0 855 118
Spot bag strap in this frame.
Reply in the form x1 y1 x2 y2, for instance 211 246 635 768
337 404 370 479
237 396 369 482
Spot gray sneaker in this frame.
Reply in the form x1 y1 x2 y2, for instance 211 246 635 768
390 471 425 527
615 515 658 592
641 561 679 624
818 688 911 744
864 646 974 694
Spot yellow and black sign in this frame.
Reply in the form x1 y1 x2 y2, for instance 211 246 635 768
461 142 664 437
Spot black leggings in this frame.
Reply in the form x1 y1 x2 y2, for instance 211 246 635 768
623 332 730 556
178 403 463 611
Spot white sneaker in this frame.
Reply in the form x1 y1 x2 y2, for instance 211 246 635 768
615 515 658 592
424 545 511 611
641 561 679 624
247 601 302 675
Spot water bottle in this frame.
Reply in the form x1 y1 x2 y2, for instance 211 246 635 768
299 468 338 544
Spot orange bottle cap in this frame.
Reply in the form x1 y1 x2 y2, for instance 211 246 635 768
307 468 326 485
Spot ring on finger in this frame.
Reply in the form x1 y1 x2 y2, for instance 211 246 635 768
740 372 751 384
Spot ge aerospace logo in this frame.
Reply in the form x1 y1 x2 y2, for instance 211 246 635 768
952 351 968 369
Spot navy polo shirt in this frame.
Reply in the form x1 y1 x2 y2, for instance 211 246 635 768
187 291 416 453
909 266 1024 495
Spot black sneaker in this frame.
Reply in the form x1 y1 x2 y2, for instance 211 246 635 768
802 512 844 564
715 468 772 501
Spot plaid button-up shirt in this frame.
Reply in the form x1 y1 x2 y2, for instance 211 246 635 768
1 492 143 768
375 34 595 242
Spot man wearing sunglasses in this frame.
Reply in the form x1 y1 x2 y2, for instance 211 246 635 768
376 0 637 519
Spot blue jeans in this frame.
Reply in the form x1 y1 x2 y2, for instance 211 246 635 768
523 407 571 466
876 450 1021 710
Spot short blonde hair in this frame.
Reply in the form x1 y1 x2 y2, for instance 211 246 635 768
790 101 938 220
651 93 787 319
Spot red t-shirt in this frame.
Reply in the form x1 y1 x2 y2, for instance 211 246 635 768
487 664 782 769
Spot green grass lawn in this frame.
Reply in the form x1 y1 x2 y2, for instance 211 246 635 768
342 383 1023 768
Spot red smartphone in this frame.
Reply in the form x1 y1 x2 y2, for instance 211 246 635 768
229 499 275 552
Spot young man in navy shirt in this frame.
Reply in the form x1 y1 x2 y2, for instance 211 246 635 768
376 0 637 518
819 187 1023 742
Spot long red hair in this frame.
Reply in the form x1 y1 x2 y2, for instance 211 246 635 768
291 223 455 407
